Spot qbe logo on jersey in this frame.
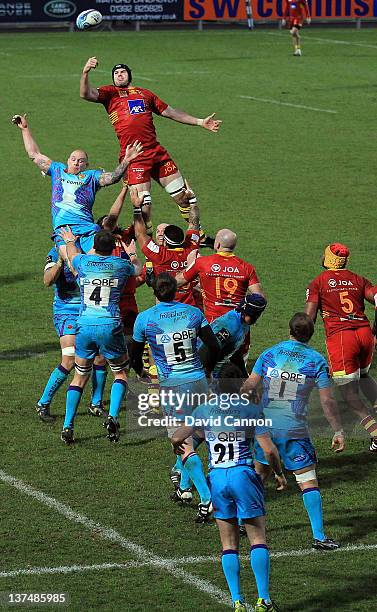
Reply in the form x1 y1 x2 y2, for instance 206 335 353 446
266 367 306 401
128 99 146 115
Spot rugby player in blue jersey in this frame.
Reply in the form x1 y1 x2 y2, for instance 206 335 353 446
242 313 345 551
172 363 285 612
199 294 267 378
131 271 220 522
58 226 135 444
12 113 142 258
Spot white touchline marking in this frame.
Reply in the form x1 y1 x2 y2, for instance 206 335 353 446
1 543 376 579
267 31 377 49
240 95 337 114
0 471 232 609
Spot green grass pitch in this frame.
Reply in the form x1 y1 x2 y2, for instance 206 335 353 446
1 26 377 611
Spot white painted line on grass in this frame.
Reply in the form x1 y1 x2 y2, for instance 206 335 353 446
0 470 232 609
2 543 376 580
0 561 149 578
267 32 377 49
239 95 337 114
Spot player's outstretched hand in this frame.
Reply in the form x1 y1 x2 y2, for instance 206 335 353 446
331 432 345 453
275 473 287 491
202 113 222 133
11 114 28 129
172 440 186 456
83 57 98 74
124 141 143 163
129 185 144 208
58 226 77 244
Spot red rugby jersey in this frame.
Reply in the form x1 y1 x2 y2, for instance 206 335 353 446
306 269 372 337
284 0 309 19
183 252 259 322
112 227 138 317
141 230 200 305
96 86 168 154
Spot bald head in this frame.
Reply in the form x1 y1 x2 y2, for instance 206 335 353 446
214 229 237 252
66 149 89 175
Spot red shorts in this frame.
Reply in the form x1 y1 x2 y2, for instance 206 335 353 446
326 326 374 384
124 145 178 185
289 19 303 28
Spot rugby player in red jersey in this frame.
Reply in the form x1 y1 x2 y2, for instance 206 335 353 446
282 0 311 56
129 186 200 306
305 243 377 452
80 57 221 247
176 229 264 323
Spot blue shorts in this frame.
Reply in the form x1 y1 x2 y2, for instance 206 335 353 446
160 377 209 419
53 223 100 253
254 436 317 471
208 465 265 520
75 322 128 361
53 314 78 337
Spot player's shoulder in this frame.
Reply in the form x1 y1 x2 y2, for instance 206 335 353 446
98 84 118 93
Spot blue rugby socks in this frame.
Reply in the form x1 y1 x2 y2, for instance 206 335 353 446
302 487 326 541
38 364 70 406
63 385 83 429
221 550 243 603
250 544 271 602
182 452 210 503
109 379 127 420
91 364 107 406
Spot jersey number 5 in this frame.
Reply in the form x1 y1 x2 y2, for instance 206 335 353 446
339 291 353 314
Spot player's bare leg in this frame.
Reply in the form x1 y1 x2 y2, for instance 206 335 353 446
291 27 302 56
159 171 214 248
294 465 339 550
339 380 377 451
131 180 154 237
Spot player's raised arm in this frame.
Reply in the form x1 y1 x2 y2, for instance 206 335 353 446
80 57 100 102
161 106 222 133
44 254 64 287
99 141 143 187
58 226 80 270
101 183 128 231
12 114 52 173
129 186 149 248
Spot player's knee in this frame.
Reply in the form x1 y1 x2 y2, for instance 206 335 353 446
108 357 129 374
295 469 317 485
165 176 186 202
75 362 93 376
138 191 152 207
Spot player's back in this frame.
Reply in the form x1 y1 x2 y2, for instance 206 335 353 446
307 269 371 336
133 301 207 385
48 163 102 230
255 339 330 434
73 254 134 324
193 397 263 469
190 252 258 322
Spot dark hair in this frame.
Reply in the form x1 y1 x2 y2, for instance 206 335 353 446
153 272 177 302
218 363 245 394
163 225 184 247
94 230 116 255
289 312 314 343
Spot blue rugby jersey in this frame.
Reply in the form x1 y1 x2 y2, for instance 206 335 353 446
47 162 102 230
72 254 134 324
192 397 263 469
133 301 209 386
253 339 331 434
45 248 80 316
